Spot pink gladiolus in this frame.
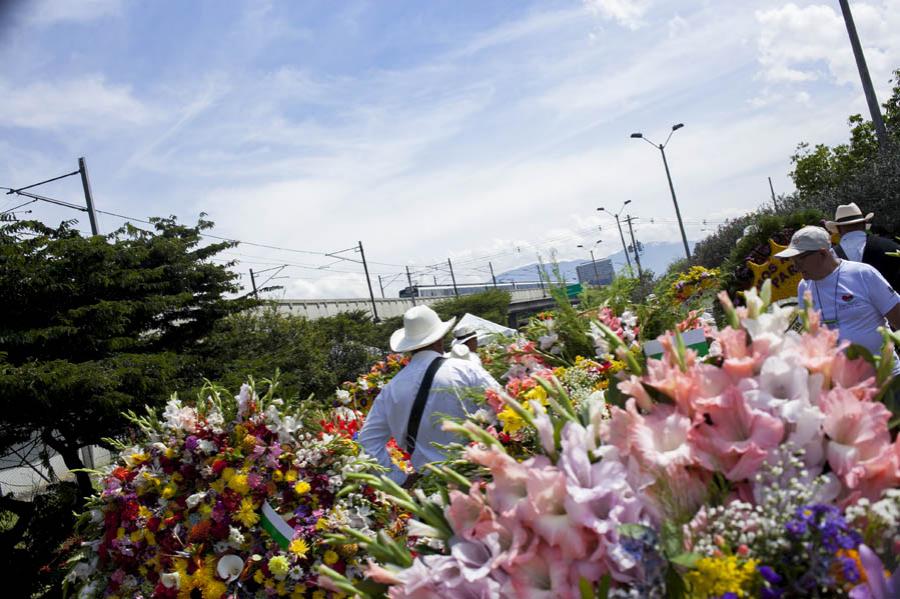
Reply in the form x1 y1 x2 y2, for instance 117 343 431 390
690 386 784 481
821 387 899 501
830 352 878 401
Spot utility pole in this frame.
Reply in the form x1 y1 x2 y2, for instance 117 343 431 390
625 215 643 278
839 0 888 149
590 249 599 282
358 241 379 322
768 177 780 211
489 261 497 287
378 275 385 298
658 146 691 261
249 269 259 298
405 265 416 306
447 258 459 297
77 157 100 236
612 213 633 271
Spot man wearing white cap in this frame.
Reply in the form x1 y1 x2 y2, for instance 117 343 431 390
446 324 483 365
358 306 498 484
825 202 900 291
775 226 900 365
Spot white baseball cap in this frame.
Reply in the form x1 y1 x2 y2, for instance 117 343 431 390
774 226 831 258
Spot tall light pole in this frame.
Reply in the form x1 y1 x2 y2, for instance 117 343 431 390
597 200 633 273
838 0 888 149
631 124 691 261
577 240 603 284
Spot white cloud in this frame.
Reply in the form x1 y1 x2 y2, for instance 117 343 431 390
583 0 654 30
25 0 122 25
0 75 154 131
755 1 900 97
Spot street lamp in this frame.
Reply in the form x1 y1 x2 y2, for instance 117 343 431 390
576 240 603 283
631 123 691 261
597 200 633 272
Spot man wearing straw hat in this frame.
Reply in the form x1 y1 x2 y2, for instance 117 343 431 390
826 202 900 291
775 226 900 373
359 306 498 485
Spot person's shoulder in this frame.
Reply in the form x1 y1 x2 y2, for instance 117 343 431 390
868 233 900 250
842 259 879 275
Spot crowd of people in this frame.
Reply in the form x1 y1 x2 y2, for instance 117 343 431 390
362 201 900 482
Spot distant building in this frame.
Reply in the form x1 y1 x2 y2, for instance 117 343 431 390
576 258 614 286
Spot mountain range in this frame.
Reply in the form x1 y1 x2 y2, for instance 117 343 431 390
495 241 698 283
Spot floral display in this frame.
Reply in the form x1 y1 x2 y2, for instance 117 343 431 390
67 381 390 599
335 354 409 416
322 282 900 598
671 265 721 302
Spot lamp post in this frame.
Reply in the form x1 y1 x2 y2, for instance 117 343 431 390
577 240 603 284
631 123 691 261
597 200 633 273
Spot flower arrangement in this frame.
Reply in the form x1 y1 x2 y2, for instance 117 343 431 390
321 281 900 598
671 266 721 302
335 353 409 416
66 380 390 599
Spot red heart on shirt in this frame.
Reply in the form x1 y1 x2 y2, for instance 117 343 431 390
841 294 854 302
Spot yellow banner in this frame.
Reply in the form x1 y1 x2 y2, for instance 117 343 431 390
747 239 802 302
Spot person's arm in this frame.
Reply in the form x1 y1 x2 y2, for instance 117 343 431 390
863 266 900 326
887 302 900 330
357 392 405 484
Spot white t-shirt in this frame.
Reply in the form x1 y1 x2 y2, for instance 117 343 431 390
798 259 900 354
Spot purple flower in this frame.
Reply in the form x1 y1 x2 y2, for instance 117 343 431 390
850 545 900 599
185 435 199 452
758 565 782 585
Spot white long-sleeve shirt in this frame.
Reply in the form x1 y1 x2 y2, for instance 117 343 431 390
358 350 498 484
839 230 867 262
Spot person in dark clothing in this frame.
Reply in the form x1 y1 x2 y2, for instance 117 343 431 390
826 203 900 292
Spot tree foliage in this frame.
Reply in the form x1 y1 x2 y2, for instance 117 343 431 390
0 216 253 593
196 308 391 406
787 68 900 235
430 289 511 326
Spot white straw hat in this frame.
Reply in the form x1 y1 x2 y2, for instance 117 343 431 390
390 306 456 352
825 202 873 233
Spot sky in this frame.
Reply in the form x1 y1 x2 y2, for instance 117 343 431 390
2 0 899 299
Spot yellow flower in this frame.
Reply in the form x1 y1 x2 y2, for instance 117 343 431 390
315 517 328 531
116 527 126 539
138 505 152 519
221 467 236 482
228 473 250 495
497 406 526 435
202 579 227 598
290 586 306 599
684 556 757 598
312 591 327 599
209 479 226 495
323 550 339 565
267 555 290 579
293 481 311 495
276 581 288 596
145 530 156 546
273 470 284 482
289 538 309 558
164 447 177 459
235 497 259 527
242 434 257 451
523 385 548 405
130 530 143 543
285 470 298 483
161 482 178 499
253 569 265 584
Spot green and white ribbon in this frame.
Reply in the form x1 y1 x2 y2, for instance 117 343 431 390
260 500 293 550
643 327 709 360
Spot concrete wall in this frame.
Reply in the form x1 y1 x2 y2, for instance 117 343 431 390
273 288 550 321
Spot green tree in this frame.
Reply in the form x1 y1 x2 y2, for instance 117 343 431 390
788 67 900 235
0 216 253 594
197 309 391 406
430 289 511 326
